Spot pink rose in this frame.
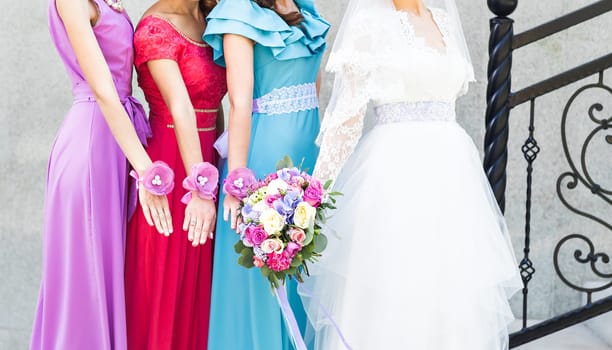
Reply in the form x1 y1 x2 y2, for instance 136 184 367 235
264 194 282 207
253 256 265 268
261 238 284 254
285 242 302 257
245 225 268 246
264 172 279 183
267 252 292 272
288 228 306 245
303 179 324 207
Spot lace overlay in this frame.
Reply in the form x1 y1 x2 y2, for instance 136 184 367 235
313 68 369 184
315 7 471 185
252 83 319 115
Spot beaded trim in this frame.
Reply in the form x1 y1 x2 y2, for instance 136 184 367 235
166 124 216 132
252 83 319 115
104 0 123 12
374 101 455 125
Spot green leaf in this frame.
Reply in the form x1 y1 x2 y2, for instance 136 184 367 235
302 228 315 246
323 179 333 190
261 266 272 277
290 256 303 267
314 233 328 253
276 155 294 170
238 255 255 268
234 240 246 254
240 248 254 258
269 273 279 289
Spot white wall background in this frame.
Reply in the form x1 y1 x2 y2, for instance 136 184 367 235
1 0 611 347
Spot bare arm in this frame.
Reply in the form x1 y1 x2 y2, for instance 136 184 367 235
56 0 171 234
147 59 216 246
224 34 255 172
57 0 151 173
222 34 255 231
147 60 204 174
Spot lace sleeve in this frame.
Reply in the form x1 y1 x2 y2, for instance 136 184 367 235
313 64 370 185
134 16 183 69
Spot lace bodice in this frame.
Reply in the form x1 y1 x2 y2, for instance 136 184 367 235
134 16 227 126
314 7 473 184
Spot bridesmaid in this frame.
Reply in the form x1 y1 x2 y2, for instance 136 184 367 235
32 0 173 349
124 0 226 349
203 0 329 348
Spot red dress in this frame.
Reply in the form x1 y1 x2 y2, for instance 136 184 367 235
125 15 227 350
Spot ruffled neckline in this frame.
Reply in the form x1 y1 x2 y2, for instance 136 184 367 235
205 0 329 62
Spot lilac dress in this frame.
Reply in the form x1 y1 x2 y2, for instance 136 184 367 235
30 1 149 349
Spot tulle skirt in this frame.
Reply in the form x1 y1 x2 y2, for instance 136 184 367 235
300 120 522 350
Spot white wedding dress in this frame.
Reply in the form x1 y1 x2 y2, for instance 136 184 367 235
300 5 522 350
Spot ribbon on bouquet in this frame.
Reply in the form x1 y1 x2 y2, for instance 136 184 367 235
276 285 308 350
275 284 353 350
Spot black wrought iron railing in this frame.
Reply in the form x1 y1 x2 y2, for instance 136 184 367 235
484 0 612 347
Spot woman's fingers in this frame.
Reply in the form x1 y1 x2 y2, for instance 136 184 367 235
192 217 203 247
187 214 196 242
231 205 240 231
150 205 164 234
141 201 154 227
223 203 230 222
162 201 173 234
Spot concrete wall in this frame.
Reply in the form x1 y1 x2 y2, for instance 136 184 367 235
1 0 610 347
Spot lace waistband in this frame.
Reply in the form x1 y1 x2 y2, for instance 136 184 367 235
252 83 319 115
374 101 456 125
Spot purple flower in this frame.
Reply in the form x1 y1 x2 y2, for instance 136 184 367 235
242 203 261 221
286 242 302 257
273 199 293 217
272 190 302 217
181 162 219 203
253 246 267 260
139 161 175 195
223 167 256 199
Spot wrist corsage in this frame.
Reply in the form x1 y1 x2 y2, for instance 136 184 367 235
130 161 175 195
181 162 219 204
223 167 257 200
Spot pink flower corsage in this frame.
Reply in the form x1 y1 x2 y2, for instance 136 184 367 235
130 161 175 195
181 162 219 204
223 167 257 199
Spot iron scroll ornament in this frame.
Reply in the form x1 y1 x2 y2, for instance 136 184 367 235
556 73 612 231
554 72 612 297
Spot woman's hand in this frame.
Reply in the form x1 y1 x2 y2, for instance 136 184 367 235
183 195 216 246
138 187 173 236
223 194 242 233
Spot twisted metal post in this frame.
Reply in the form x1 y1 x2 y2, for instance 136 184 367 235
485 0 518 213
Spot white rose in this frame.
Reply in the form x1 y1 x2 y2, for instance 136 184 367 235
266 179 289 196
293 202 316 229
259 208 286 235
252 201 269 214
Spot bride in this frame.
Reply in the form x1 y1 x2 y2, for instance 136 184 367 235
300 0 522 348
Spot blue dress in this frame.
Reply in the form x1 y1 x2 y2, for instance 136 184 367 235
203 1 329 349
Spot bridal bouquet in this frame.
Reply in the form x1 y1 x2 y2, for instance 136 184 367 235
228 157 340 289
